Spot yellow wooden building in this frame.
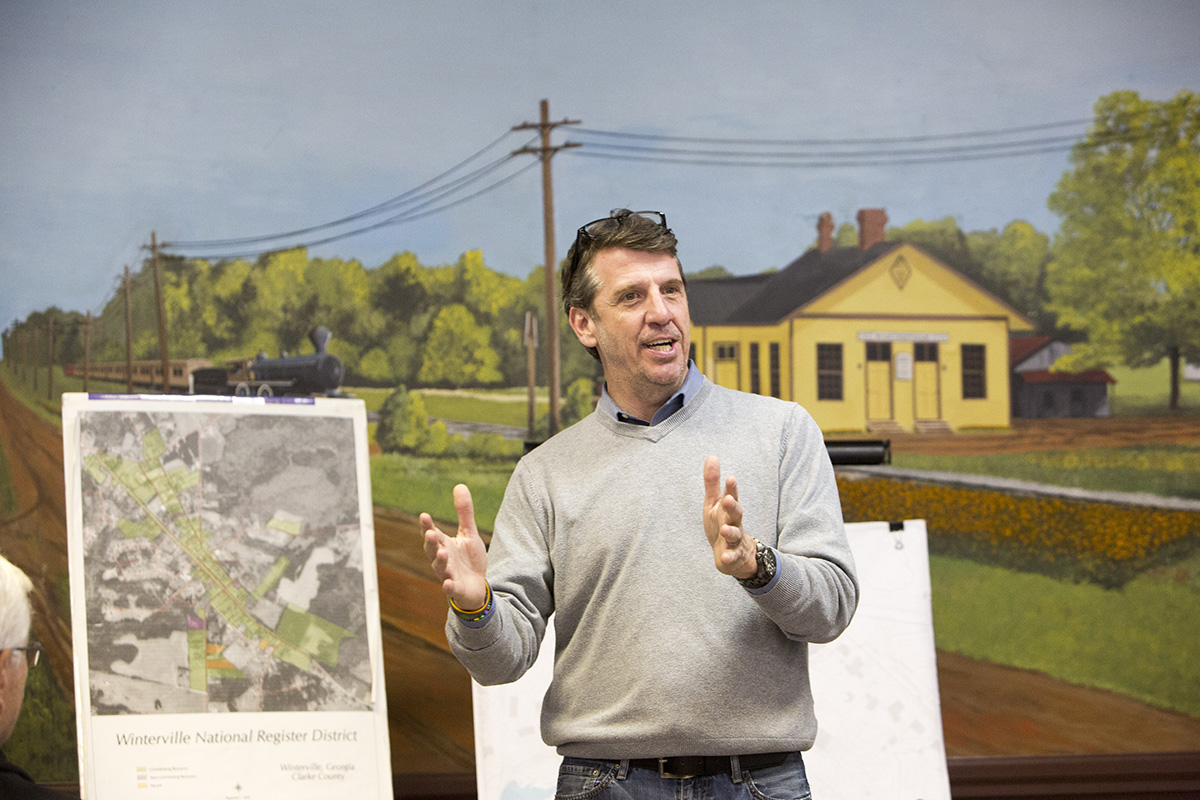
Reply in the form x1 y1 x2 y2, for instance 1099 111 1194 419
687 209 1034 434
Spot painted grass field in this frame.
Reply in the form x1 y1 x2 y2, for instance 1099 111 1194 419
1107 361 1200 416
891 445 1200 500
928 550 1200 718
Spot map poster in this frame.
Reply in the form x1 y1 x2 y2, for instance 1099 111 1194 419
61 393 393 800
472 520 949 800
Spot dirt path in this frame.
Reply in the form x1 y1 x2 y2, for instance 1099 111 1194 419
938 650 1200 756
0 380 75 695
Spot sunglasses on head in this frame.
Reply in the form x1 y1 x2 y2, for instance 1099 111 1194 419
563 210 670 287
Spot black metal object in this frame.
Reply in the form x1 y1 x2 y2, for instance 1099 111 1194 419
825 438 891 466
192 326 344 397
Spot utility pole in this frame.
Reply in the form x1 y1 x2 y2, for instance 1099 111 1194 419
512 100 579 437
124 265 134 392
83 311 92 393
150 232 170 393
46 317 54 402
524 311 538 439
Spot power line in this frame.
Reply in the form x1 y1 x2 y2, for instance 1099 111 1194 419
572 117 1094 146
570 142 1081 169
168 158 541 261
566 125 1156 169
162 130 534 251
572 132 1088 160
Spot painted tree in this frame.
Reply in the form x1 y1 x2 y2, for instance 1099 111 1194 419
965 221 1051 326
371 252 430 324
1047 90 1200 409
308 256 383 345
417 303 502 388
245 248 313 356
375 384 432 453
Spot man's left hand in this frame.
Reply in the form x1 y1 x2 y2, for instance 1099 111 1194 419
703 455 759 579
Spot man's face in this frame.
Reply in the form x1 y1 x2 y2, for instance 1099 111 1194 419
568 247 691 420
0 646 30 747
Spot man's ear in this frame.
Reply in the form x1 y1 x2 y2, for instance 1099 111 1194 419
568 307 597 350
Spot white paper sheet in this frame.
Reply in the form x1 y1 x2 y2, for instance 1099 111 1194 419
472 520 949 800
62 393 393 799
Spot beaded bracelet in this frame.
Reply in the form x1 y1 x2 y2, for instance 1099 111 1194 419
450 582 493 623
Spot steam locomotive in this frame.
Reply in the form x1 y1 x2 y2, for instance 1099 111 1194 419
192 327 344 397
67 327 345 397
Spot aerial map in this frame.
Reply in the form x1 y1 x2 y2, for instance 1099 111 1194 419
76 406 373 716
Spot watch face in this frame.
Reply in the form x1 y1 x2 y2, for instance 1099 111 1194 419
739 542 776 589
762 546 777 579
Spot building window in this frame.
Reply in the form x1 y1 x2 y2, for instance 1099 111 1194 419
866 341 891 362
716 343 738 361
962 344 987 399
914 342 938 362
749 342 761 395
817 343 843 400
769 343 781 398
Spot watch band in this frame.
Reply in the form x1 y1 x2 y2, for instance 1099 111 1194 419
737 539 777 589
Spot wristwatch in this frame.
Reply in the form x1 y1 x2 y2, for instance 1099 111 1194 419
737 539 777 589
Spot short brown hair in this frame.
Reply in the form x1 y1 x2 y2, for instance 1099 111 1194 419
560 209 681 317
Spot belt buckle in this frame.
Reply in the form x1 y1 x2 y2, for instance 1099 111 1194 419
657 756 698 779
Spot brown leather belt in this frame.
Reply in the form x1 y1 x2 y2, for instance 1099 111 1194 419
627 751 792 779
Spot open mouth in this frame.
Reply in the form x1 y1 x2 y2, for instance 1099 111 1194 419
644 338 677 352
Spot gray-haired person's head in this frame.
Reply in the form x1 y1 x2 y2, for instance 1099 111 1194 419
0 555 32 651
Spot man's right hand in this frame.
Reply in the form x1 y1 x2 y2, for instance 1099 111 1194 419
421 484 490 612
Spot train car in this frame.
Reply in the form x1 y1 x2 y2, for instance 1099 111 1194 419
67 328 344 397
66 358 215 393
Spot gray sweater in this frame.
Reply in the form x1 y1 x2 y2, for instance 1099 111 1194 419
446 378 858 758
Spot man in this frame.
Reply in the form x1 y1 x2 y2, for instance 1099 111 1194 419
0 553 69 799
422 209 857 797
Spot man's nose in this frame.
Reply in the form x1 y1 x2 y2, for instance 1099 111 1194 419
645 289 670 322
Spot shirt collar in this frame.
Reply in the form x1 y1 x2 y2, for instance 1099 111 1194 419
598 361 703 426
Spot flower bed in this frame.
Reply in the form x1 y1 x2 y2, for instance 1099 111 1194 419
837 475 1200 587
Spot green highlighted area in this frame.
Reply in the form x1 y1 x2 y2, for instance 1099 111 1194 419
87 452 156 505
277 604 354 670
142 428 166 461
267 514 303 536
252 557 290 599
186 627 207 692
116 517 161 541
167 464 201 493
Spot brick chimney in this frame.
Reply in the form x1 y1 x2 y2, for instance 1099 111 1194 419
856 208 888 250
817 212 834 253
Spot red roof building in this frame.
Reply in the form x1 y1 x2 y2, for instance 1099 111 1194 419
1010 336 1116 418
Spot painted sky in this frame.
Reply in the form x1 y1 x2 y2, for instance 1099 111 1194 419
2 1 1198 352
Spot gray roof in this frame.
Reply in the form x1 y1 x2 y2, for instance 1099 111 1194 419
688 241 901 325
685 273 772 325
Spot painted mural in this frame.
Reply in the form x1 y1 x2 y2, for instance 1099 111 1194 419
1 2 1198 789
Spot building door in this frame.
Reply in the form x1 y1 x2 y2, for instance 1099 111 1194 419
913 342 941 420
866 342 893 420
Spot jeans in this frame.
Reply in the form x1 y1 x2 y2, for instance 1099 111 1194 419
554 752 811 800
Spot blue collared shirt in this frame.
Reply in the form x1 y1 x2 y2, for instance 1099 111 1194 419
597 361 704 427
